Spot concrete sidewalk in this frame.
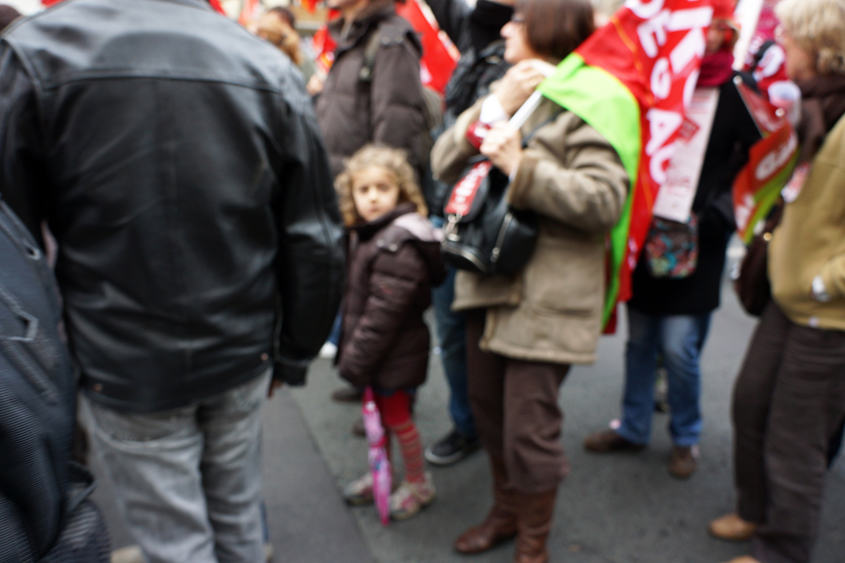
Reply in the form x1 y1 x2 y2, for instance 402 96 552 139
92 288 845 563
291 290 845 563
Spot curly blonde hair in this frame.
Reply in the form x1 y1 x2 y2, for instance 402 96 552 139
776 0 845 75
335 145 428 226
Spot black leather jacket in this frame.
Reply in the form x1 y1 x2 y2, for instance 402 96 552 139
0 0 345 412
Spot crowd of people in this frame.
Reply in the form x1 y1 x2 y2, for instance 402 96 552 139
0 0 843 563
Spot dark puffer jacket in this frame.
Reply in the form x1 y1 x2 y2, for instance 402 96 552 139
338 204 445 389
315 0 427 178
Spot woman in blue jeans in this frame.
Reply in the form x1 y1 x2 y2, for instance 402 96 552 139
583 6 759 478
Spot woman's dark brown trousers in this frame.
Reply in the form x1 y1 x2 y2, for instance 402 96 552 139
457 310 569 562
732 302 845 563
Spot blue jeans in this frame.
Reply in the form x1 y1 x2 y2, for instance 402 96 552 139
327 310 342 346
617 308 712 447
81 370 270 563
431 218 476 439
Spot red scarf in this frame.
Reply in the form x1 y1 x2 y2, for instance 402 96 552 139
696 50 734 87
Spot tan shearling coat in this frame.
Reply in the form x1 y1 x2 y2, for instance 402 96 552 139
431 95 629 365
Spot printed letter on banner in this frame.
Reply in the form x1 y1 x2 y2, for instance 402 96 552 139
575 0 713 303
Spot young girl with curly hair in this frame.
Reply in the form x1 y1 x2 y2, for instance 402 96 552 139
335 145 445 520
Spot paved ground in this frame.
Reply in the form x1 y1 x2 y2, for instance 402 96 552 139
93 278 845 563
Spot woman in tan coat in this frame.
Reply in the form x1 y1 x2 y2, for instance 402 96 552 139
430 0 627 561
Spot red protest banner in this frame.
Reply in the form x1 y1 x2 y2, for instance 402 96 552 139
574 0 714 305
732 79 797 243
741 0 788 96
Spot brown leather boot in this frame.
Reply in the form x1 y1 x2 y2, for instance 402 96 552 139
454 460 518 554
513 488 557 563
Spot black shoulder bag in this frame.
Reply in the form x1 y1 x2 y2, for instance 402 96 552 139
440 110 559 276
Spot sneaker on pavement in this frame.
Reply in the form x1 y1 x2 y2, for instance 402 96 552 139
583 429 647 453
390 473 436 520
319 342 337 359
331 386 363 403
668 445 699 479
424 429 481 466
709 513 757 542
343 472 375 506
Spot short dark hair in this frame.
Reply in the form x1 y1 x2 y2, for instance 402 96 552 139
516 0 595 63
0 4 21 32
268 6 295 28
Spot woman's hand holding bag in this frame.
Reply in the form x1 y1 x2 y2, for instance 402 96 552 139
441 64 556 277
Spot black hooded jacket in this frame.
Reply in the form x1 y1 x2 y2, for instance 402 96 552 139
425 0 513 214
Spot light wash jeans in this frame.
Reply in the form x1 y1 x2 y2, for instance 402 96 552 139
616 309 711 447
81 370 271 563
429 219 477 439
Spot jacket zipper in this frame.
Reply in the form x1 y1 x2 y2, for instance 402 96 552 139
490 212 514 264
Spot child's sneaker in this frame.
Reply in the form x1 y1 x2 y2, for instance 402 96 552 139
389 473 436 520
343 472 374 505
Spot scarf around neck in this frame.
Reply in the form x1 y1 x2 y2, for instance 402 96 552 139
696 50 735 88
796 74 845 163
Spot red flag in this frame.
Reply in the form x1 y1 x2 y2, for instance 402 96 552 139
313 1 458 93
396 0 459 94
574 0 715 307
312 10 340 76
208 0 226 15
238 0 260 26
301 0 319 13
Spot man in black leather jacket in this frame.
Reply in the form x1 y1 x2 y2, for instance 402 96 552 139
0 0 344 561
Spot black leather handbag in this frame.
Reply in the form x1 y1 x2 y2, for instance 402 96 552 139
440 111 558 276
441 157 538 276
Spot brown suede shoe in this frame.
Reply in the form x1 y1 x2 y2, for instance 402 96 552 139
454 504 518 554
668 445 698 479
709 513 757 542
583 429 646 453
454 460 517 554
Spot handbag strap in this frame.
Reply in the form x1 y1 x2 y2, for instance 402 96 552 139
519 106 563 149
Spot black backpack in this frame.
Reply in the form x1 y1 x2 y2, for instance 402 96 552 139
0 199 110 563
443 40 510 124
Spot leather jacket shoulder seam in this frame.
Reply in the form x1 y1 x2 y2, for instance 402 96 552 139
37 71 281 93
